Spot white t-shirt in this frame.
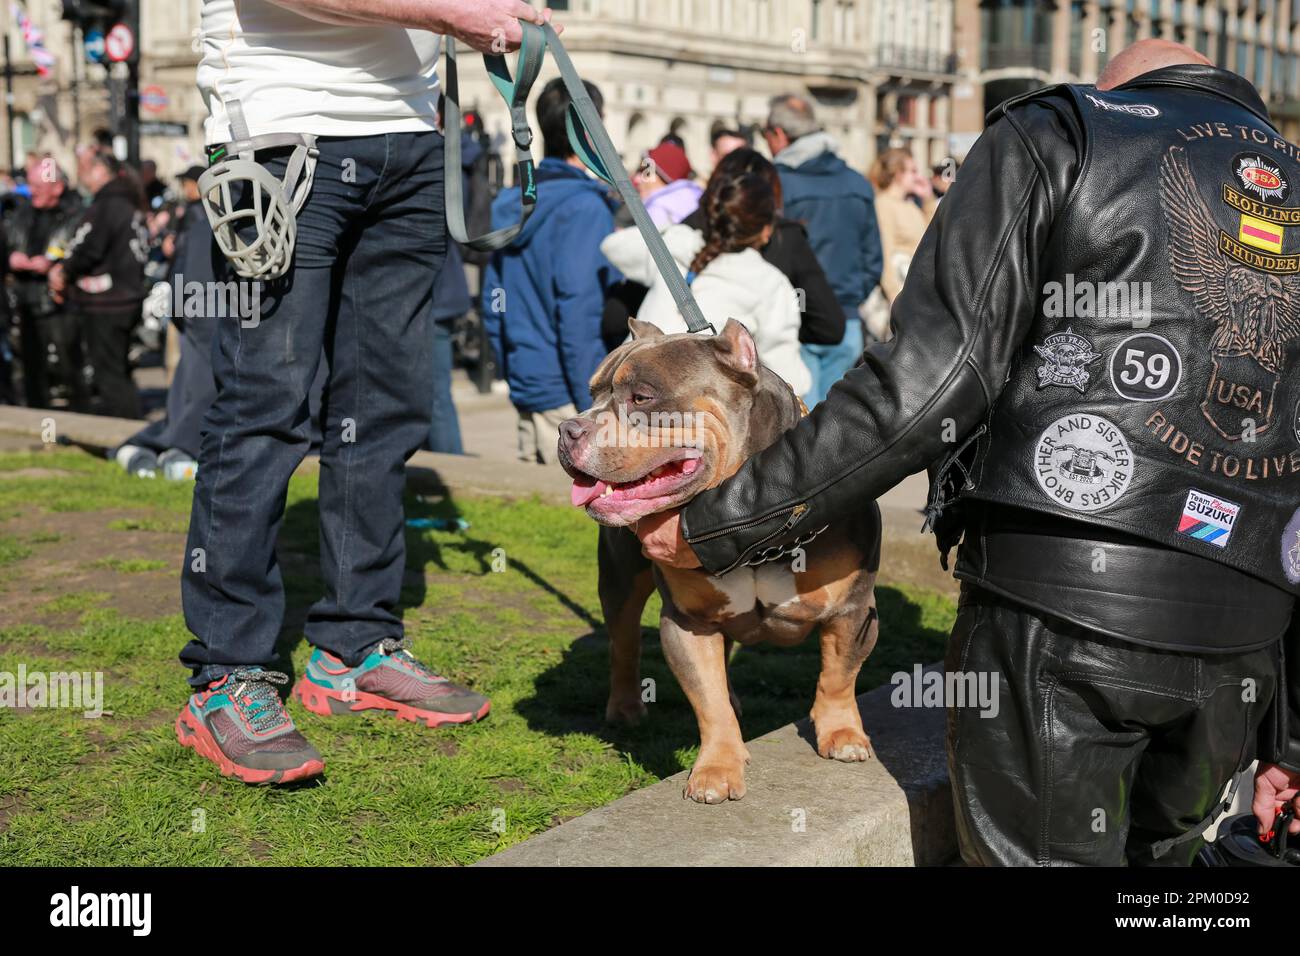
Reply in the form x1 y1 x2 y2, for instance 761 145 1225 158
197 0 441 143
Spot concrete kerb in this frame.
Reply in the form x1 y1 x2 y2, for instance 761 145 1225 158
478 665 955 867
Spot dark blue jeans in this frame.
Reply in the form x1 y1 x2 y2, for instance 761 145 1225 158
180 130 447 687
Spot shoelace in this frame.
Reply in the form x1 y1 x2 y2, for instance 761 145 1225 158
376 638 446 684
227 668 292 734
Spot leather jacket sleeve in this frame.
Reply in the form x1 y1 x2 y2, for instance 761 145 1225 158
681 97 1083 574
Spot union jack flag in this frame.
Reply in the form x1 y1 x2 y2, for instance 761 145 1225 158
12 3 56 77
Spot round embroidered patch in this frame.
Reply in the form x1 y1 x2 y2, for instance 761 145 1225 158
1033 413 1135 513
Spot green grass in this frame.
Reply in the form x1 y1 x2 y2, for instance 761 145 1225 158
0 446 957 866
0 535 32 567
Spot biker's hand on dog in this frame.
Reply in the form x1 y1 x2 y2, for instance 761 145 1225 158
636 510 701 569
1252 762 1300 836
442 1 561 53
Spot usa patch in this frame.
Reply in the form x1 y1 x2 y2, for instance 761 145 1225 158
1177 489 1241 549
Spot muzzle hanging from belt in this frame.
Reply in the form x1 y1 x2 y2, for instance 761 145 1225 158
442 22 714 335
198 100 319 281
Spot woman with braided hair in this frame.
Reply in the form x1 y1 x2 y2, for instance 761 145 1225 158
602 149 811 395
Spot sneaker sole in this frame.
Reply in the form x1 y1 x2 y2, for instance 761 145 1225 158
175 706 325 785
293 678 491 728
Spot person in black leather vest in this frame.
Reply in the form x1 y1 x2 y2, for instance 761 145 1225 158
636 39 1300 866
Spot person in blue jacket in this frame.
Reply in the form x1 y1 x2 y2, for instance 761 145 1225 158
483 77 620 464
762 94 883 407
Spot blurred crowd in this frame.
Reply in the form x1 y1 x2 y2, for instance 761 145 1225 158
0 90 954 477
0 134 199 420
484 82 956 464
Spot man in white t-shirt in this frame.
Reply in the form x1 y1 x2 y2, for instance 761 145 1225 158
176 0 559 785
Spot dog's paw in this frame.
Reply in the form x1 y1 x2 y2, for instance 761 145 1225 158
684 759 747 804
817 726 874 762
604 694 648 726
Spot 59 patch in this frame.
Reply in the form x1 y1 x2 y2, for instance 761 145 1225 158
1177 489 1241 549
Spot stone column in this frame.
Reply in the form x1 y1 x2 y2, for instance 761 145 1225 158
1052 0 1072 79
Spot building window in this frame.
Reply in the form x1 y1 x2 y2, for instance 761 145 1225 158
1256 45 1267 89
981 0 1054 71
898 95 917 126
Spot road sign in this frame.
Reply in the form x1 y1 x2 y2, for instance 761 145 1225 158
140 85 168 114
139 121 187 138
83 29 105 63
105 22 134 62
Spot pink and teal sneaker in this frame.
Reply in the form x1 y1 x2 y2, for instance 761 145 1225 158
293 638 491 728
175 668 325 785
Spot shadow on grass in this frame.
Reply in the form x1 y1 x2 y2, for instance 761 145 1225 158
271 485 601 675
514 584 952 781
270 482 950 786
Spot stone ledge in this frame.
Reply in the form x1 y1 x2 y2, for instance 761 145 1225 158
478 666 954 867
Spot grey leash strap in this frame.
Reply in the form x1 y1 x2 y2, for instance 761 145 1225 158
541 23 714 334
1150 770 1244 860
443 25 545 251
219 99 318 215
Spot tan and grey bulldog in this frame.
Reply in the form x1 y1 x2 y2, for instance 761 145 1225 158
557 319 882 804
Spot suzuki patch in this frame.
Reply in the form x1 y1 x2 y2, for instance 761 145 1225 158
1177 489 1241 549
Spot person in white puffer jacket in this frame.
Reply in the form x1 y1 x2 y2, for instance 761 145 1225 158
601 159 812 397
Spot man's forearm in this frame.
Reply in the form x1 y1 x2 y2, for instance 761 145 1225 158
266 0 549 51
267 0 461 29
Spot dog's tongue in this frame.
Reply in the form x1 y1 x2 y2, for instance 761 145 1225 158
571 475 609 508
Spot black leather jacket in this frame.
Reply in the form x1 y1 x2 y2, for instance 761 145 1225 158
2 189 84 317
680 65 1300 767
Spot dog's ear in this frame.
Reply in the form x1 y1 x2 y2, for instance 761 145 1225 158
711 318 758 385
627 318 665 340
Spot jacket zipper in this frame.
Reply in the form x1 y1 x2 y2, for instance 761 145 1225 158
698 503 809 575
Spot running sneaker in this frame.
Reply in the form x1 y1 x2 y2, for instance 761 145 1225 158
294 638 491 728
175 668 324 784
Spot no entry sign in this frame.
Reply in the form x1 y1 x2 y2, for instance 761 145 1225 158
105 22 135 63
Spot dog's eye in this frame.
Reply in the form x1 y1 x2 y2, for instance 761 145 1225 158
631 391 654 405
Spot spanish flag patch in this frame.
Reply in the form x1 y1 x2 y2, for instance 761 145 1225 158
1238 213 1285 253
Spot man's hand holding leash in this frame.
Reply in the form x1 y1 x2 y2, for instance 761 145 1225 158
267 0 561 51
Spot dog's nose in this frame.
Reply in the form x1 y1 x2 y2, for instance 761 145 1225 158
558 419 585 446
